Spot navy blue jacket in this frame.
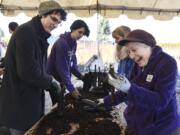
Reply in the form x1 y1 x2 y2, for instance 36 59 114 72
104 46 180 135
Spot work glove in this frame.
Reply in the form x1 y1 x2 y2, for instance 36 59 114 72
71 89 81 99
96 98 104 106
108 73 131 93
95 98 112 112
48 78 62 105
81 98 106 112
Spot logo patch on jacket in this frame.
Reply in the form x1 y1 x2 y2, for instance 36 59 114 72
68 51 74 58
146 74 153 82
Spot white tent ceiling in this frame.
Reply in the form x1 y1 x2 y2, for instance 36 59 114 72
0 0 180 20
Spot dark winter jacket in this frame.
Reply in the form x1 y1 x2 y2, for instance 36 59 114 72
104 46 180 135
47 32 81 92
0 16 52 130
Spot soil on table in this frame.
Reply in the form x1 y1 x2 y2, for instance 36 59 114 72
26 89 124 135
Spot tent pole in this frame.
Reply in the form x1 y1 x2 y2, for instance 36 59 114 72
96 0 100 58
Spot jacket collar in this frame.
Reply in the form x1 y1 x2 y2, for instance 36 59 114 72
149 46 162 62
31 15 51 40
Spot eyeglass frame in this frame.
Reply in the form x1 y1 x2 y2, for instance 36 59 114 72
49 15 62 25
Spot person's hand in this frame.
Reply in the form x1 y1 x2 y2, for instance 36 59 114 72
108 73 131 93
48 78 61 105
51 78 61 92
71 89 81 99
96 98 104 106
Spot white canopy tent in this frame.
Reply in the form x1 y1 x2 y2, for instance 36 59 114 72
0 0 180 20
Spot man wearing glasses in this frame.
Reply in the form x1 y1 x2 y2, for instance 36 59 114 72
0 1 67 135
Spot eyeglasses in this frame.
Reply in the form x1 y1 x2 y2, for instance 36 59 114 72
49 15 61 25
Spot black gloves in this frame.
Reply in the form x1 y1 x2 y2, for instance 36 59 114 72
48 78 62 105
48 78 65 115
51 78 61 92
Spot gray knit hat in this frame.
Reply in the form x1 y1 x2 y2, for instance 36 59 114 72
38 0 62 16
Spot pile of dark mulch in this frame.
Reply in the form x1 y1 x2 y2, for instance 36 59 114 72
26 89 124 135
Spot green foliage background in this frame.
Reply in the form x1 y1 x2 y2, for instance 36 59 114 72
97 17 111 41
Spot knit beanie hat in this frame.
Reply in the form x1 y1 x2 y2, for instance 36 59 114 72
38 0 62 16
119 29 156 47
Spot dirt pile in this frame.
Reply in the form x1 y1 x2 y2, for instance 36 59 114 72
26 89 124 135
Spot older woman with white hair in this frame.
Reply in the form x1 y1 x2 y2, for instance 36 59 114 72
98 29 180 135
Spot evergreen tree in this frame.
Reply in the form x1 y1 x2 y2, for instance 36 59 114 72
97 17 111 42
